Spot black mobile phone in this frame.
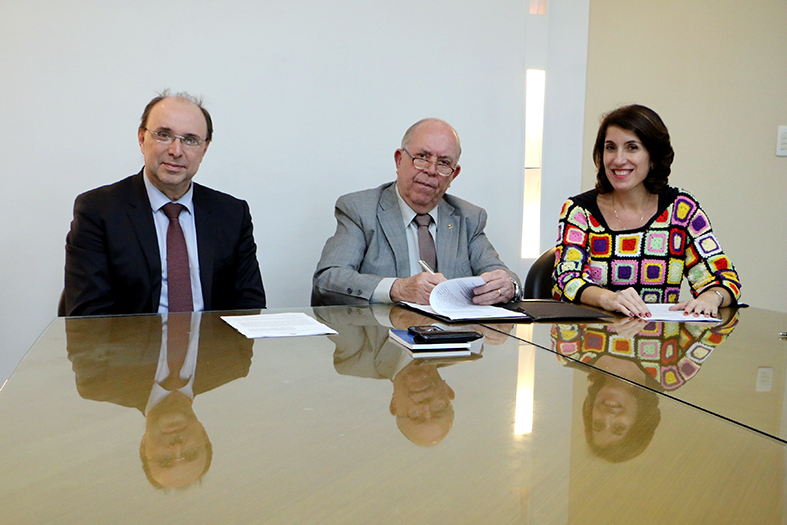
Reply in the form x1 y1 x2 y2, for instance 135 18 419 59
408 326 483 344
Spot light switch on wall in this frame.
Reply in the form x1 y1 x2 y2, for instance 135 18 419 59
756 367 773 392
777 126 787 157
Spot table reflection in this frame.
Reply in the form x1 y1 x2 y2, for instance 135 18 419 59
65 313 253 490
580 369 661 462
314 305 503 447
550 312 738 462
551 311 739 391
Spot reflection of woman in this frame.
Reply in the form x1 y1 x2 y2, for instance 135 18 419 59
553 314 738 462
552 312 738 391
583 368 660 463
552 104 741 318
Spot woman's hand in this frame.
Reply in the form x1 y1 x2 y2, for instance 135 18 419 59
583 286 652 317
670 288 727 318
609 316 649 338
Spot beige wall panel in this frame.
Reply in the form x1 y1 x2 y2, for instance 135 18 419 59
583 0 787 311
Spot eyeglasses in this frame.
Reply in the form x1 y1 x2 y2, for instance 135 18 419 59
402 148 456 177
145 128 207 149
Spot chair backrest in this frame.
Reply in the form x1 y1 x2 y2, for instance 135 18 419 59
58 290 66 317
523 247 557 299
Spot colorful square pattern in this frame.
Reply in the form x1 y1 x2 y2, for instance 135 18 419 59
588 261 608 285
589 233 612 257
645 232 668 256
688 209 711 237
695 233 722 258
567 208 588 229
553 190 741 306
610 336 634 357
673 195 697 226
641 259 667 285
564 225 587 246
615 234 642 257
611 260 638 286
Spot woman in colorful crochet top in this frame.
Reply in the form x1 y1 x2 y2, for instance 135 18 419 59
552 105 741 318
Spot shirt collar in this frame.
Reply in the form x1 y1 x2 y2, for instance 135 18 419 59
143 171 195 214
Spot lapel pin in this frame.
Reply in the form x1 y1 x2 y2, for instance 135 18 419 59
447 223 453 229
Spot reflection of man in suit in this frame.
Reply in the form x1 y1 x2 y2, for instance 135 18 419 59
66 313 253 489
312 118 520 307
316 305 475 446
64 90 266 316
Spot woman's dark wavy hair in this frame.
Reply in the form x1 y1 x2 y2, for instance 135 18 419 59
593 104 674 195
582 370 661 463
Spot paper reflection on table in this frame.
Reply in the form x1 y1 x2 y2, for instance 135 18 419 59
65 312 253 490
550 311 739 462
315 305 502 447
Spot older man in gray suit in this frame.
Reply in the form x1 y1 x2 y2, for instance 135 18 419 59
312 118 520 306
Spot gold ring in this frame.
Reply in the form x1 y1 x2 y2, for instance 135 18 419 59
497 289 502 297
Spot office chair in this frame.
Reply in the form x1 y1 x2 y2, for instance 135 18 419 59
58 290 66 317
523 247 557 299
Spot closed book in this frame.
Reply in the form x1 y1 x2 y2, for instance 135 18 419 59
388 329 471 355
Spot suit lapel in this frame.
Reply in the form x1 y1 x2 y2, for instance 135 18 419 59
436 198 459 278
378 184 410 277
193 183 215 309
128 172 163 307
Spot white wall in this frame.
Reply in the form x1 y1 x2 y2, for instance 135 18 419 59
0 1 591 383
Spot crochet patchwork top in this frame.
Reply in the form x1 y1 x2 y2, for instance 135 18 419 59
552 187 741 304
550 314 739 391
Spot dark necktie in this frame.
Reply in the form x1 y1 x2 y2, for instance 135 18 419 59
414 214 437 272
161 314 190 391
162 203 193 312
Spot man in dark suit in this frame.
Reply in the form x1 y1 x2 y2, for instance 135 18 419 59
64 91 266 316
66 313 254 489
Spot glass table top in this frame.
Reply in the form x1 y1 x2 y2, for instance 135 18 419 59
495 306 787 444
0 306 783 523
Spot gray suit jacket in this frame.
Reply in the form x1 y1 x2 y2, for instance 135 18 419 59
312 182 518 306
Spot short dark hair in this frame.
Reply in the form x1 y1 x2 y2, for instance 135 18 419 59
593 104 673 194
139 89 213 142
582 371 661 463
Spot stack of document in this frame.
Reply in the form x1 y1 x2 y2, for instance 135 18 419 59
402 276 529 322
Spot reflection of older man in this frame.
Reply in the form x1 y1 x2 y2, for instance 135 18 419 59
315 305 480 446
390 361 456 447
313 118 520 307
66 313 252 489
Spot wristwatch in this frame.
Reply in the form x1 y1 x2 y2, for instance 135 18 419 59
509 276 522 302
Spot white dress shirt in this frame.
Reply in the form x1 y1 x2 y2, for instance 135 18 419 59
371 182 438 303
143 173 205 312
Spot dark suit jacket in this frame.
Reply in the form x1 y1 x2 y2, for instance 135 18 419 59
66 313 254 413
64 171 266 316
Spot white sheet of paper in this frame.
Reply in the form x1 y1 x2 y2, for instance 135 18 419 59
639 303 720 323
221 312 338 338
